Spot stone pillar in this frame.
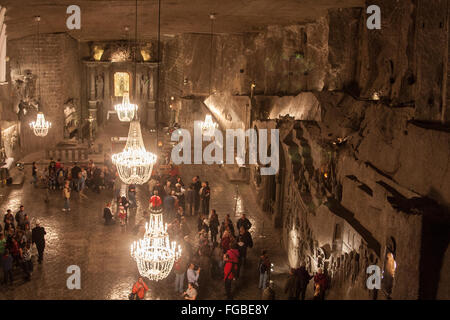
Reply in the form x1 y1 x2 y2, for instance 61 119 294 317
149 67 156 101
103 63 111 126
146 101 156 129
89 66 96 101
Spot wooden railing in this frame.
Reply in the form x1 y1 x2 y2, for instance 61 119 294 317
45 148 89 161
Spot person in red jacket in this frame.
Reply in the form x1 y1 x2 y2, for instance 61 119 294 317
132 277 149 300
223 246 240 300
149 190 162 209
313 268 328 300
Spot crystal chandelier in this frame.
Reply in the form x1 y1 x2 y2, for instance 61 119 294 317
112 120 157 184
131 207 181 281
30 16 51 137
201 114 218 137
30 112 51 137
114 92 138 122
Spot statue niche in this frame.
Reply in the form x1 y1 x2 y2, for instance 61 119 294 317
140 73 149 100
95 74 104 100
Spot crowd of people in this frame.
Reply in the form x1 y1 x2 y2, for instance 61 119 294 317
32 158 116 211
14 156 326 300
1 205 46 286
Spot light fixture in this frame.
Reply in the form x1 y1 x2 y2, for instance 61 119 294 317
201 114 218 137
200 13 219 138
30 112 51 137
114 92 138 122
131 206 181 281
112 120 157 184
114 0 140 122
30 16 51 137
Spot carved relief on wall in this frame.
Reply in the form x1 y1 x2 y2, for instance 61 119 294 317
12 70 39 120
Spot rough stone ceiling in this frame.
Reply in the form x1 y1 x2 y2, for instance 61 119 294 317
3 0 363 41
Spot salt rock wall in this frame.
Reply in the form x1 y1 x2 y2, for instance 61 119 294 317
8 33 82 154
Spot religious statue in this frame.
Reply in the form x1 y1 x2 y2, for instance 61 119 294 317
140 74 149 100
95 74 104 99
63 99 79 139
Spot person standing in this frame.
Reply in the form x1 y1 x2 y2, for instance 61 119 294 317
70 162 81 192
223 247 239 300
131 277 149 300
2 249 13 286
193 176 201 215
174 183 185 212
258 250 271 290
15 205 26 227
78 171 88 200
118 201 127 227
220 214 235 238
186 263 200 288
313 268 328 300
209 209 219 243
200 182 210 216
174 255 187 295
62 180 71 211
236 213 252 231
0 233 6 256
236 226 253 271
32 220 46 264
163 191 176 221
128 185 137 209
103 203 115 225
31 162 38 188
20 243 33 282
296 263 313 300
284 268 298 300
184 184 194 217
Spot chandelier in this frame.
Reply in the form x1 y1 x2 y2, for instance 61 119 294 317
114 92 138 122
131 206 181 281
30 112 51 137
112 120 157 184
201 114 218 137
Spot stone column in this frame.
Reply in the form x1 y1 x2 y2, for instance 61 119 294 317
89 65 96 101
146 101 156 130
103 63 111 126
149 66 156 101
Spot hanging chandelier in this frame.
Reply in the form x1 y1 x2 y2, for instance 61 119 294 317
131 206 181 281
30 16 51 137
201 114 218 137
30 112 51 137
112 120 157 184
114 92 138 122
